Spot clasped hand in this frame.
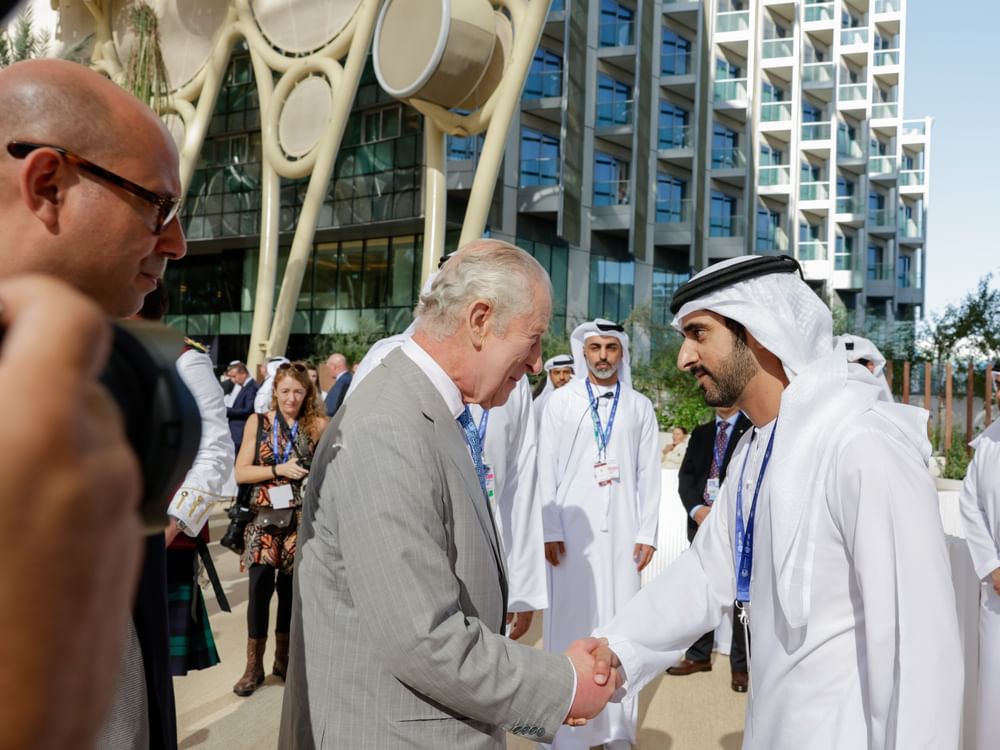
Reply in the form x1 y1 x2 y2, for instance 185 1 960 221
563 637 622 726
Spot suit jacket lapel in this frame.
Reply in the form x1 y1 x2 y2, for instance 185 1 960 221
383 349 509 603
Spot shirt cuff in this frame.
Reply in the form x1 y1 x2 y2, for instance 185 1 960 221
689 504 706 520
561 656 578 722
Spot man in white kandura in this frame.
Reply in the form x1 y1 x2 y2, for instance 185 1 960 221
538 319 660 750
344 243 548 636
534 354 574 429
591 255 962 750
959 367 1000 750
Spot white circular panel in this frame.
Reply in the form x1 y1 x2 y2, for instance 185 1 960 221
112 0 230 92
251 0 363 56
278 75 333 158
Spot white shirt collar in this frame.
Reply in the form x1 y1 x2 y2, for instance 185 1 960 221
716 412 740 428
401 337 465 420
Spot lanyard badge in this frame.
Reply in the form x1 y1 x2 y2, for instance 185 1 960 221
734 423 777 606
586 381 621 486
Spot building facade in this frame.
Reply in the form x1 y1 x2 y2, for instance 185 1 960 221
165 0 930 362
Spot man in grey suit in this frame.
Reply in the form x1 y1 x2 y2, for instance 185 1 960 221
280 240 618 748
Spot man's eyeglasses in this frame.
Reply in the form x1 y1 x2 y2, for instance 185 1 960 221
6 140 181 235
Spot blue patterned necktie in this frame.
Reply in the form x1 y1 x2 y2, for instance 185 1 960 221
704 420 730 505
457 407 489 502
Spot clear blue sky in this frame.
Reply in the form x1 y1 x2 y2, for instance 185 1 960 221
905 0 1000 316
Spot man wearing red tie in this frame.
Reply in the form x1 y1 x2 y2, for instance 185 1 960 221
670 406 752 691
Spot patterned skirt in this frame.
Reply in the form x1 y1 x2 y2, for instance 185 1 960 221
166 548 221 676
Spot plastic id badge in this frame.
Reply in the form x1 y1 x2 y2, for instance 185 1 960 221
706 477 720 503
484 464 497 500
269 483 294 510
594 461 620 486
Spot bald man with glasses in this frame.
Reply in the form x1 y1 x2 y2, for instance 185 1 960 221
0 59 187 749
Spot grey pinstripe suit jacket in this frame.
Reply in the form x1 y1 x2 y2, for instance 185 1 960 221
278 348 575 749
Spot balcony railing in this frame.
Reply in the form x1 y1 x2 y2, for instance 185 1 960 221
759 164 790 186
709 214 745 238
802 61 834 83
836 196 859 213
804 1 834 22
716 10 750 33
869 155 897 174
599 20 635 48
874 0 900 13
593 179 630 206
839 83 867 101
800 181 830 201
655 197 691 224
762 38 793 59
871 102 898 119
711 147 746 168
838 137 864 158
596 100 633 126
523 70 562 100
658 124 692 149
802 122 832 140
840 27 869 46
799 240 828 261
900 217 923 238
873 49 900 66
714 78 748 102
898 269 922 289
899 169 926 187
868 208 895 226
519 157 560 187
868 261 893 281
761 101 792 122
902 120 927 137
757 225 790 252
661 51 692 77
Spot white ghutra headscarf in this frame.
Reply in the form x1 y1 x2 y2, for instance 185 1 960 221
570 319 632 388
537 354 574 401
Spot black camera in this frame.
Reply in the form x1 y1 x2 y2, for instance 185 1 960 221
220 500 254 554
100 320 202 535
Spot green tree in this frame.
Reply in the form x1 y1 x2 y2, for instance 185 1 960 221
0 6 49 67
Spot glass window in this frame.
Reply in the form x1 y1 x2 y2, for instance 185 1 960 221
593 152 630 206
599 0 634 47
761 80 785 102
596 74 632 126
834 234 855 270
711 124 739 167
715 57 742 79
655 174 686 222
589 255 635 322
524 48 563 99
661 27 691 76
658 100 689 148
709 191 736 236
802 101 823 122
755 208 781 251
520 128 560 187
760 143 784 166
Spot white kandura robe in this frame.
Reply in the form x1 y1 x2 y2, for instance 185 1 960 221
347 335 548 612
595 411 963 750
959 418 1000 750
537 378 660 748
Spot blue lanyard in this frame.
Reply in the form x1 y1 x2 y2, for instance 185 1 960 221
584 380 620 461
734 422 777 604
272 415 298 465
477 409 489 447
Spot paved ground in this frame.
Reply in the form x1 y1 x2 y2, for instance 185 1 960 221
174 510 745 749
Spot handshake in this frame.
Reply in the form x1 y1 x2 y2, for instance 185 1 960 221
563 637 622 725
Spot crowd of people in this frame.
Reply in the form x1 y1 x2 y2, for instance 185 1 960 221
3 39 998 750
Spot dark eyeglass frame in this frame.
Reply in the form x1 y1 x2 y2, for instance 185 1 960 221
6 140 181 235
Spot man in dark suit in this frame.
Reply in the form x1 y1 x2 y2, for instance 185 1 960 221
323 352 352 417
225 361 258 448
669 405 753 692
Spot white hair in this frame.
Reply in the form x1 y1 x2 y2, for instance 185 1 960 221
414 239 551 340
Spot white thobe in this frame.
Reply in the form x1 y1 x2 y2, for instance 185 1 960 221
348 335 548 612
537 378 660 748
168 349 237 533
533 389 552 431
959 419 1000 750
595 412 963 750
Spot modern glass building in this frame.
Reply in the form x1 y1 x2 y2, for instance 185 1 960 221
166 0 930 362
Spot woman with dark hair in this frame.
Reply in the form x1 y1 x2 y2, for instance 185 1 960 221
232 361 328 696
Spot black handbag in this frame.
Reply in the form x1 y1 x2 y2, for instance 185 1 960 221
255 506 296 534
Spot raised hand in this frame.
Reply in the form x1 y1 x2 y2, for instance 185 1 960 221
563 637 622 726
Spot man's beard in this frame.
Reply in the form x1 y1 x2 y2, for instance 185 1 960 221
692 341 758 407
587 359 619 380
